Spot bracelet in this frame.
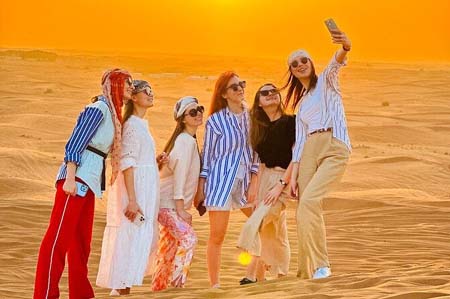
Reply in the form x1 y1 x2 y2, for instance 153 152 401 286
279 179 288 186
342 45 351 51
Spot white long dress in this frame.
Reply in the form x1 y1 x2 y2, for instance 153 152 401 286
96 115 160 289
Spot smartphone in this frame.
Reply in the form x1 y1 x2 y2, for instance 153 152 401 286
76 182 89 197
324 18 339 33
133 212 146 227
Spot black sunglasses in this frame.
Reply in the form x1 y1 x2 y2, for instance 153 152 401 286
290 57 309 68
259 88 279 96
226 80 246 92
185 106 205 117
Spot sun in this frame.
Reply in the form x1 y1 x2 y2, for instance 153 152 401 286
238 251 252 266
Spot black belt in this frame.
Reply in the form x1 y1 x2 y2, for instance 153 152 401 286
308 127 332 136
86 145 108 191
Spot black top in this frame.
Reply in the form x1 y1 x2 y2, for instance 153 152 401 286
256 114 296 169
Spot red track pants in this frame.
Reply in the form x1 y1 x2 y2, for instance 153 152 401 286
34 179 95 299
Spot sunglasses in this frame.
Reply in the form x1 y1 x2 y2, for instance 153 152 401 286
140 86 153 96
185 105 205 117
290 57 309 68
133 85 153 96
259 88 279 96
226 80 246 92
126 77 133 86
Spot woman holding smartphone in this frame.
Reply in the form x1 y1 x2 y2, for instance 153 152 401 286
196 71 259 288
151 96 204 291
237 83 295 283
96 80 162 296
34 69 133 299
286 25 352 279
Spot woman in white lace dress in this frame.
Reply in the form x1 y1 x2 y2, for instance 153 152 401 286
97 80 163 296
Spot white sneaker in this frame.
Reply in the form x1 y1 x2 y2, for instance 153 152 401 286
312 267 331 279
109 289 121 296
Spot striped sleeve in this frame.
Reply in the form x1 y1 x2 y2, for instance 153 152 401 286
292 113 307 162
200 118 219 179
324 52 347 93
64 106 104 165
250 150 259 174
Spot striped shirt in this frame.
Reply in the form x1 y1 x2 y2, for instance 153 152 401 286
56 96 115 197
200 107 259 207
292 53 351 162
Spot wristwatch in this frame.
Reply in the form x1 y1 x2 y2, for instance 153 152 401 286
279 179 288 186
342 45 351 51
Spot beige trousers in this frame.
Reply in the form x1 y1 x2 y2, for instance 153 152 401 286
237 166 291 276
296 132 349 279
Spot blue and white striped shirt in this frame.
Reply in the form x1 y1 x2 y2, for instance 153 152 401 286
292 53 351 162
56 96 115 197
200 107 259 207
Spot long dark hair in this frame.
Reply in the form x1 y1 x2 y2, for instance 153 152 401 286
163 116 186 155
161 115 202 170
250 83 285 150
281 59 318 110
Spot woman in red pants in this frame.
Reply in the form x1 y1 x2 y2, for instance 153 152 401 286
33 69 134 299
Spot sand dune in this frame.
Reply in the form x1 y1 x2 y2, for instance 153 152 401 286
1 50 450 298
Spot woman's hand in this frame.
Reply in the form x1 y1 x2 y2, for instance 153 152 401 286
193 190 204 209
63 162 77 196
194 178 206 208
124 200 143 222
290 164 299 198
330 29 351 49
62 178 77 196
156 152 169 169
290 182 299 199
264 184 284 206
246 175 258 204
177 209 192 225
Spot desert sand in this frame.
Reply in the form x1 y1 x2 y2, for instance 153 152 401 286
1 50 450 299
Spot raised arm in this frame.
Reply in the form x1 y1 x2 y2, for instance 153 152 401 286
330 29 352 64
323 29 352 93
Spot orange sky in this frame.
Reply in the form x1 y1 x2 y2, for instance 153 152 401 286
1 0 450 62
